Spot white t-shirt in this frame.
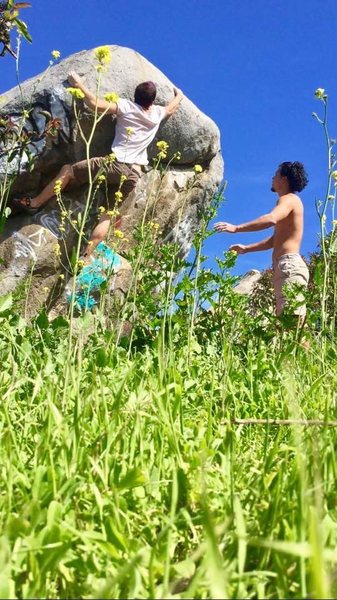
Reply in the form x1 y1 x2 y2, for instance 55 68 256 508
111 98 166 165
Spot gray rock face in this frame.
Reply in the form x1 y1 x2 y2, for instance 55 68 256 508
233 269 262 295
0 45 224 316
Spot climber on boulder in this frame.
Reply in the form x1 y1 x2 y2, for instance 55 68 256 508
13 71 184 259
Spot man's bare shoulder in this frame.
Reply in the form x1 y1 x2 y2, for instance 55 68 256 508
278 192 303 209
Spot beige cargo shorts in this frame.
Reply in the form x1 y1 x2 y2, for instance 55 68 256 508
273 253 309 317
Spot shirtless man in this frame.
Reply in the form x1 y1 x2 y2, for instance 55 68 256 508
14 72 184 258
214 161 309 318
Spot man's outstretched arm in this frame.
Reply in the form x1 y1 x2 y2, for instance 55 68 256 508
68 71 118 114
230 235 274 254
214 197 294 233
165 87 184 117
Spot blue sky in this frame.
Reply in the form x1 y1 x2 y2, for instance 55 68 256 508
2 0 337 275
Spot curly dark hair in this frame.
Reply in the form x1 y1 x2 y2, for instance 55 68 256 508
278 161 309 192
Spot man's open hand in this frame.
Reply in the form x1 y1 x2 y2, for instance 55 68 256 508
214 221 237 233
229 244 246 254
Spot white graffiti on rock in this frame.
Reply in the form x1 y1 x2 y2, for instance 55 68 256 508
13 227 47 261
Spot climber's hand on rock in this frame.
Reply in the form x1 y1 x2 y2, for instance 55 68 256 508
214 221 237 233
173 86 183 98
68 71 83 88
229 244 246 254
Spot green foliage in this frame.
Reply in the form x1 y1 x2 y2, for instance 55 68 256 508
0 187 335 597
0 1 32 58
1 298 337 598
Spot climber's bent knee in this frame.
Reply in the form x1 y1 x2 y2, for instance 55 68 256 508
72 157 104 184
59 163 73 178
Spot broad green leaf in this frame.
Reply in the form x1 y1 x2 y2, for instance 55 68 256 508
0 573 15 600
117 467 146 490
49 402 63 426
47 501 63 529
104 518 128 552
50 315 69 330
96 347 108 367
13 18 32 42
35 309 49 330
91 483 104 518
234 495 247 576
0 294 12 313
202 505 228 599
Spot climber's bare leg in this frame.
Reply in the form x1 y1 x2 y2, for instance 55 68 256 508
82 213 111 259
17 164 75 209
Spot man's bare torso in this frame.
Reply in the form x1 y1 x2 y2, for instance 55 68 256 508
272 193 304 261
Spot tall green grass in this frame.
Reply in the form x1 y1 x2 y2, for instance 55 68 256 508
1 294 337 598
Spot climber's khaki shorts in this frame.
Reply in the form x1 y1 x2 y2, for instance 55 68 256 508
72 157 141 207
273 253 309 317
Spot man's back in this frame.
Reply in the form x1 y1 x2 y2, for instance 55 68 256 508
112 99 166 165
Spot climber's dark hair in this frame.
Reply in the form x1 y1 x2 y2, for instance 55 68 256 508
278 161 309 192
134 81 157 109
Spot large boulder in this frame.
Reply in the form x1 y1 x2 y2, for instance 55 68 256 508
233 269 262 295
0 45 224 317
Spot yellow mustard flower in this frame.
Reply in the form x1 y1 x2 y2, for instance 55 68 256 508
98 206 106 213
97 174 106 183
59 273 65 280
156 140 169 160
54 243 61 256
54 179 62 194
126 127 134 136
114 230 125 239
104 92 119 103
94 45 112 65
193 164 203 173
156 140 169 151
67 87 85 100
107 209 120 217
332 171 337 181
115 191 123 202
120 174 128 183
51 50 61 59
59 225 65 232
174 151 181 160
105 152 116 164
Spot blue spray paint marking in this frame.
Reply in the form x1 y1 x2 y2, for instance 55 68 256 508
67 242 121 310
